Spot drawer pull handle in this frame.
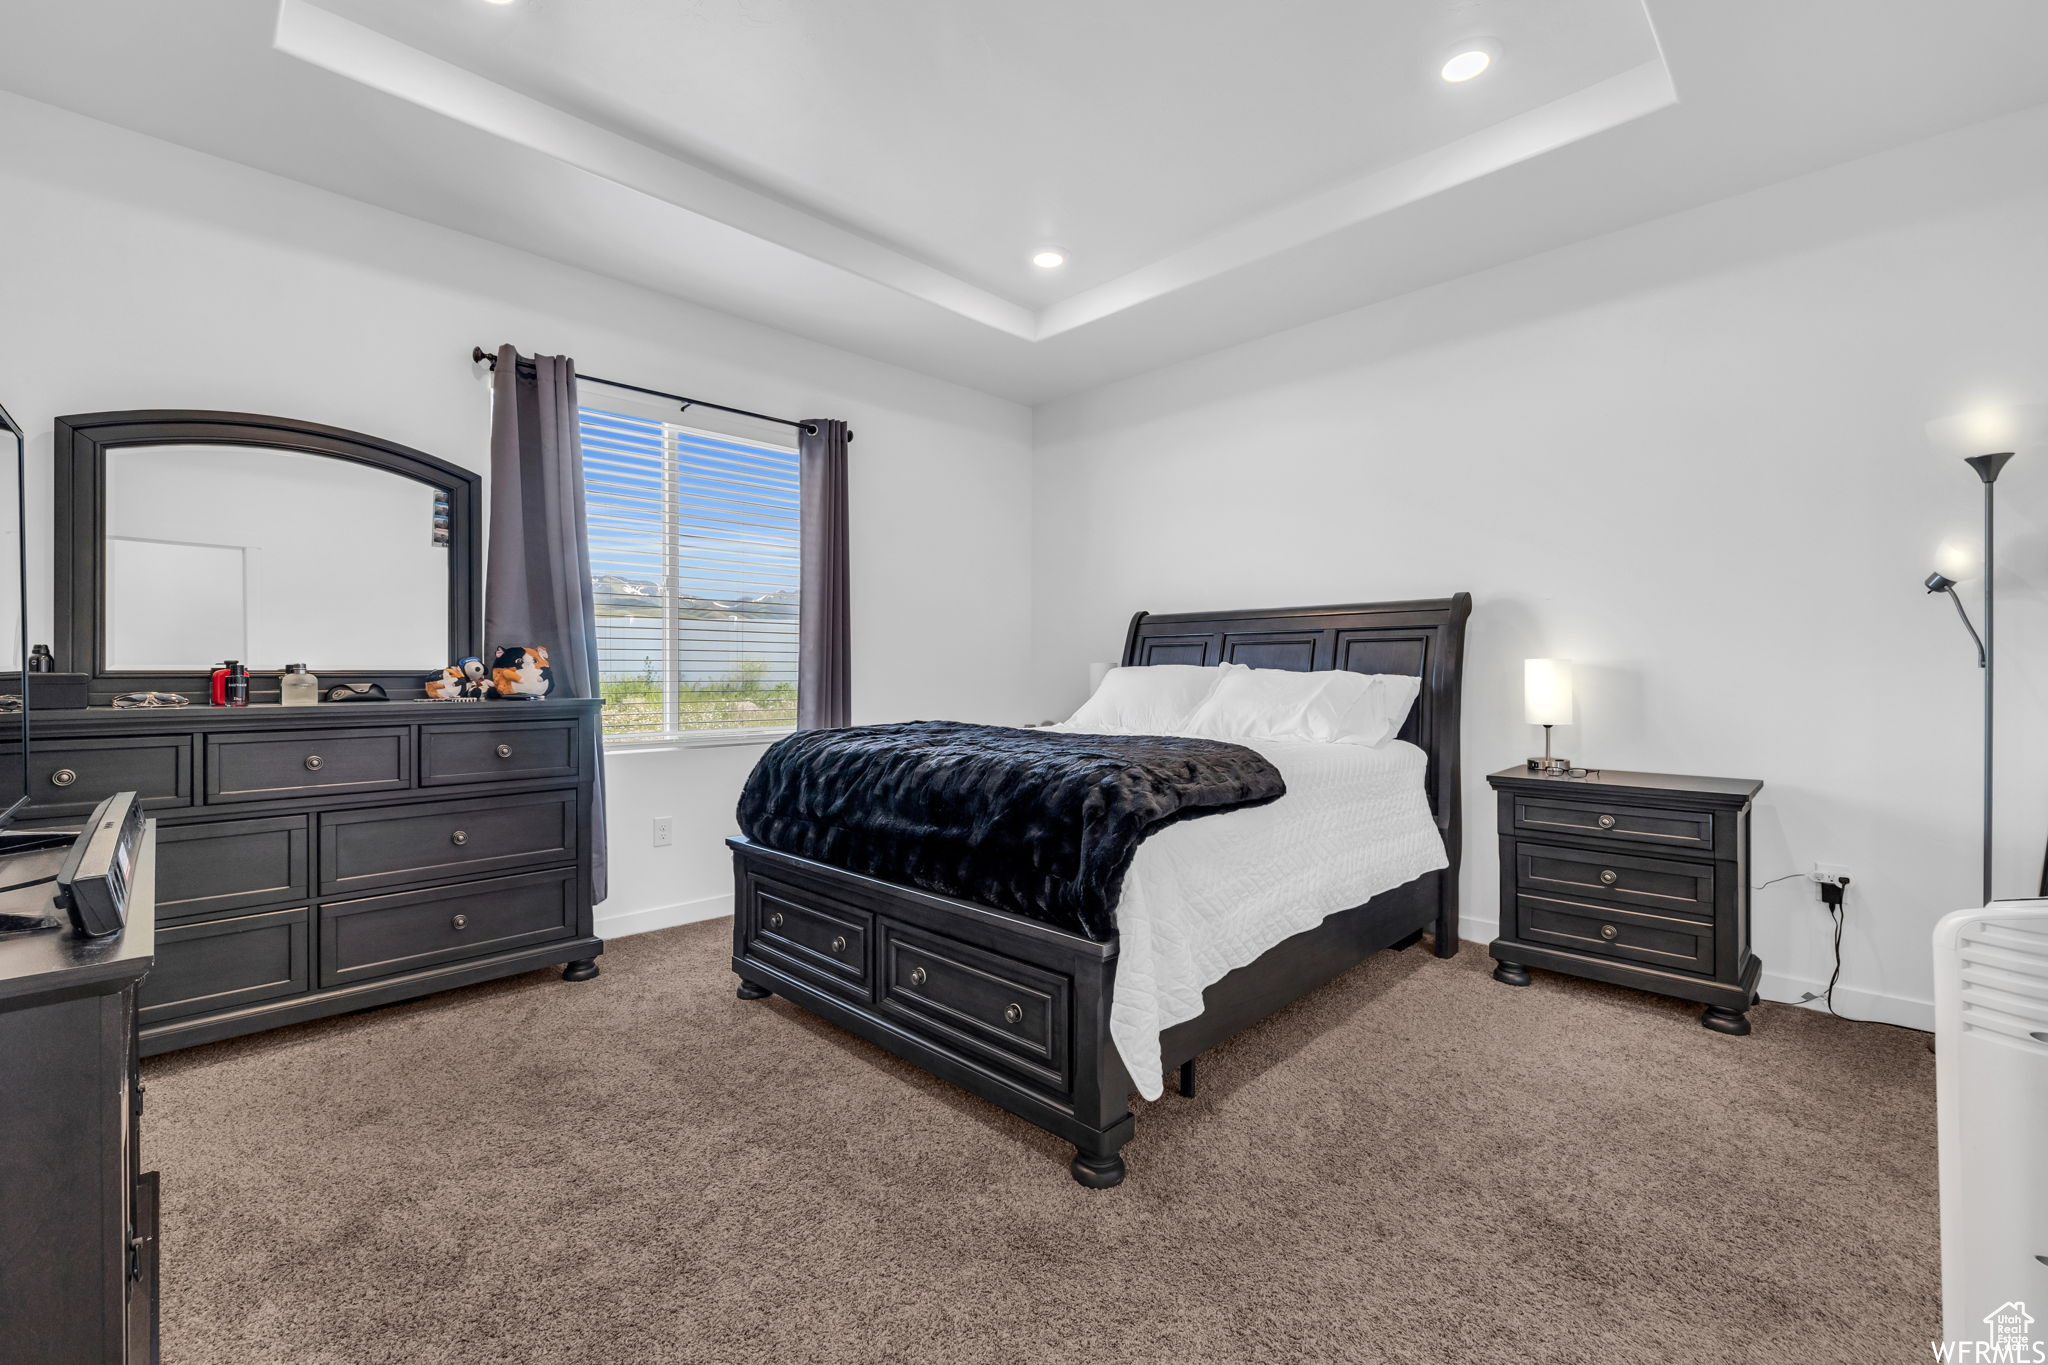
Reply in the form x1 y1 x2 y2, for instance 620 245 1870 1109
496 744 513 759
908 966 927 986
304 755 324 772
1599 869 1618 885
451 830 468 846
768 911 784 929
1596 814 1616 830
1003 1003 1024 1025
1599 924 1618 941
451 913 469 930
50 768 76 788
829 935 846 954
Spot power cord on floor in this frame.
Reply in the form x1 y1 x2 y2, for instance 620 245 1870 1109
1792 880 1919 1034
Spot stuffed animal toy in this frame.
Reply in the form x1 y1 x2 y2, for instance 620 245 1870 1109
489 645 555 700
424 656 489 701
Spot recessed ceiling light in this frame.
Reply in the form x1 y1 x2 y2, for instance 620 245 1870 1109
1441 41 1499 82
481 0 518 6
1031 250 1067 270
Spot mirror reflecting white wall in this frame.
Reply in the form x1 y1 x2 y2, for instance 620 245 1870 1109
104 445 449 672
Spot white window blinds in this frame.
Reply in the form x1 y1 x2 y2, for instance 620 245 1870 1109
580 404 800 744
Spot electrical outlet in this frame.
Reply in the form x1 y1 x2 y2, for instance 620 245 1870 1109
652 817 674 848
1810 863 1850 888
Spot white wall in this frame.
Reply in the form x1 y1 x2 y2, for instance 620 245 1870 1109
0 92 1037 935
1032 104 2048 1030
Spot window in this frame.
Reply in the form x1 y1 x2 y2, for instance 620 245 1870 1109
580 405 799 744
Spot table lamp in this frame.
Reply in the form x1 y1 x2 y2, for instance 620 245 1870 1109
1525 658 1573 775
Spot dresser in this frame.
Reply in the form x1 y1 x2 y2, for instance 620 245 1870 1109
1486 767 1764 1033
3 700 602 1055
0 824 158 1364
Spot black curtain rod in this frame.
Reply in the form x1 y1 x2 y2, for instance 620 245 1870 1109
473 347 847 441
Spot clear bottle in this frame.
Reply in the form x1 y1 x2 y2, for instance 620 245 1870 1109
279 663 319 707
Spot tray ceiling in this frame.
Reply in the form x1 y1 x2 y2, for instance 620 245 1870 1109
1 0 2045 400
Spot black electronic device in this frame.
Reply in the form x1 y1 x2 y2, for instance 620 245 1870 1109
55 791 144 937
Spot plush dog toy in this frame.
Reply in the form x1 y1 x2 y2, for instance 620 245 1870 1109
424 656 489 700
489 645 555 700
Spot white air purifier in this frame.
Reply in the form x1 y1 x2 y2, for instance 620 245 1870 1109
1934 901 2048 1344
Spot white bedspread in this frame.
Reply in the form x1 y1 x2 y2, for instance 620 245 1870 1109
1048 732 1446 1100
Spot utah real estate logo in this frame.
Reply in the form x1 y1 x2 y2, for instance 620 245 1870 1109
1934 1302 2043 1363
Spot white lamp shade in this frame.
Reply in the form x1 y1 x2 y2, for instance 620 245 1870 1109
1935 539 1982 583
1087 661 1115 694
1925 404 2048 460
1524 659 1574 727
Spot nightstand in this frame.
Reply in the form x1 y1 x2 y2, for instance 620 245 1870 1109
1486 767 1764 1034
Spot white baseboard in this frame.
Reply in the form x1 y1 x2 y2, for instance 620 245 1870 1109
595 892 732 940
1458 917 1931 1032
1757 969 1933 1032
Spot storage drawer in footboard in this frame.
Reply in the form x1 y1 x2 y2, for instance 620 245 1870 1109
139 906 310 1025
878 922 1072 1094
737 874 874 1004
318 868 577 987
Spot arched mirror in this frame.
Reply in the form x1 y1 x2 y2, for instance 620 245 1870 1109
54 411 480 703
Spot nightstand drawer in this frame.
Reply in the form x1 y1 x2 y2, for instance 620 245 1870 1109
1515 893 1714 975
1516 844 1714 921
1512 794 1714 852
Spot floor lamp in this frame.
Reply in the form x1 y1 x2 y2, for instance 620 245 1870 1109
1924 405 2044 906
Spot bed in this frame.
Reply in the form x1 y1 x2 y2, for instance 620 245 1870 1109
727 595 1469 1186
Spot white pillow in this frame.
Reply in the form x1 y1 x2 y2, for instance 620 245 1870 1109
1063 663 1240 733
1181 667 1421 747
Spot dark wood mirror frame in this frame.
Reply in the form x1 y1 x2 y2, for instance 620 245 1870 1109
53 410 481 705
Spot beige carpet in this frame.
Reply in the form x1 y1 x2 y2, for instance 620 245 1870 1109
143 919 1937 1365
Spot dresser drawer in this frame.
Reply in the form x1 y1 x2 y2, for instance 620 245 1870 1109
740 876 873 1003
1515 843 1714 921
1515 893 1714 975
318 868 577 988
155 815 309 921
1511 794 1714 853
420 720 578 787
878 923 1070 1093
206 728 410 803
318 791 577 895
138 906 309 1025
0 734 193 820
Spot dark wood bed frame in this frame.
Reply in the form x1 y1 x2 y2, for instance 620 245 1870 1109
728 595 1470 1186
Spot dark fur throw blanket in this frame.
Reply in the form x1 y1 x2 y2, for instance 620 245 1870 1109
736 721 1286 942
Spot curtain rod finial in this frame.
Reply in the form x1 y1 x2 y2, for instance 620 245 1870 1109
472 346 491 366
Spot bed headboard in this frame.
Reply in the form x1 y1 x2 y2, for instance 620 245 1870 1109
1120 594 1471 838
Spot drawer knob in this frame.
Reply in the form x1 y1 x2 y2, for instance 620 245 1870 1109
496 744 513 759
829 935 846 954
451 913 469 930
768 911 784 929
451 830 468 846
1599 924 1618 941
1003 1003 1024 1025
304 755 323 772
50 767 76 788
1599 869 1618 885
1596 814 1616 830
908 965 927 986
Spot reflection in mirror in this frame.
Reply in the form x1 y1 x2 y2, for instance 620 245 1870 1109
0 428 18 673
104 445 449 672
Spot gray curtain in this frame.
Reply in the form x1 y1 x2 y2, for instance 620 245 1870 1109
486 346 607 902
797 418 851 729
